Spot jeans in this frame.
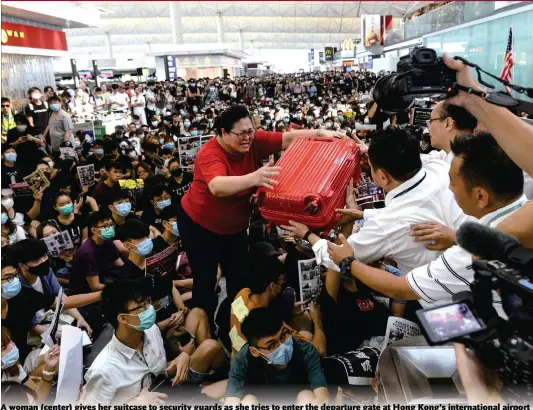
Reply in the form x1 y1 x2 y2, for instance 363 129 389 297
177 206 249 323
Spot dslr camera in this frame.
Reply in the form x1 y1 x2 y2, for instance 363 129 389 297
373 47 456 114
416 223 533 402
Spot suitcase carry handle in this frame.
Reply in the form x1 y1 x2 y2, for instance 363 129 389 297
304 196 320 215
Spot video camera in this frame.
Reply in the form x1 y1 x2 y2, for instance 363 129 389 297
416 222 533 402
373 47 533 115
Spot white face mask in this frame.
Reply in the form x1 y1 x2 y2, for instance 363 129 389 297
2 197 14 210
31 93 41 100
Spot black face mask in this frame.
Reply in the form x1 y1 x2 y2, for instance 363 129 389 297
171 168 183 177
28 260 51 277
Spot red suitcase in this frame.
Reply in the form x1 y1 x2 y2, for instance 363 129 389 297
254 136 361 231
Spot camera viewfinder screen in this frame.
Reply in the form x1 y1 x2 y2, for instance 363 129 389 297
421 303 485 342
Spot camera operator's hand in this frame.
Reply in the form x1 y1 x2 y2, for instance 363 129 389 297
442 53 484 107
453 343 503 404
409 221 456 251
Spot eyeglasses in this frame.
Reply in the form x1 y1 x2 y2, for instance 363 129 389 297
97 223 116 230
426 117 448 130
230 129 255 140
2 105 10 108
124 297 152 313
257 326 291 352
1 272 17 284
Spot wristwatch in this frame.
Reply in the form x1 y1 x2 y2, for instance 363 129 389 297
339 256 357 279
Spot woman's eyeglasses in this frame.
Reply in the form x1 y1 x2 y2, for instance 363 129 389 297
230 130 255 139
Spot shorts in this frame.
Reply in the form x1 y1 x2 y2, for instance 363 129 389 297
186 368 214 384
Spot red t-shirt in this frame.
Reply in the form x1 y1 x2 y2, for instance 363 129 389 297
181 130 283 235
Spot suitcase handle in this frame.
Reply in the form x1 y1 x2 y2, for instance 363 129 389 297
308 137 334 143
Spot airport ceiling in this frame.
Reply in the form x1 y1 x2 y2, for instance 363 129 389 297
65 1 430 53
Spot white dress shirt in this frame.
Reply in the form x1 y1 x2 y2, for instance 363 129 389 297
422 149 454 165
83 325 166 405
407 195 528 309
313 158 468 274
108 92 129 111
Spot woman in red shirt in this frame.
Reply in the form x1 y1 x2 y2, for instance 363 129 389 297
178 105 337 320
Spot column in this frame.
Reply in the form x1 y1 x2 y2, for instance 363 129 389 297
169 1 184 45
238 29 244 51
216 12 224 44
105 32 113 59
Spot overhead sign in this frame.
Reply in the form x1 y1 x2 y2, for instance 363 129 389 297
342 39 355 51
325 47 334 62
363 15 383 47
1 22 67 51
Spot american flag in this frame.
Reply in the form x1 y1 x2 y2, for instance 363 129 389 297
500 27 514 94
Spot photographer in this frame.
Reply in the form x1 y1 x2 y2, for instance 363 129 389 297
324 132 526 318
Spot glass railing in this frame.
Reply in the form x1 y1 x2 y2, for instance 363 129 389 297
384 1 522 47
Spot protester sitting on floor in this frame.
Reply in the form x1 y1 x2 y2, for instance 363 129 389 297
229 242 326 358
224 306 329 406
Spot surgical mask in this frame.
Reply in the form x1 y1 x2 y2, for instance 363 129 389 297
165 143 175 150
1 345 19 369
159 138 165 145
4 153 17 162
184 121 191 128
190 130 198 137
134 238 153 256
16 125 27 132
306 116 313 122
171 221 179 237
265 119 271 124
1 213 8 225
1 277 21 299
115 202 131 217
156 199 171 210
49 104 60 112
95 148 104 156
195 116 201 121
74 140 81 148
124 305 156 331
283 118 289 123
58 203 74 216
337 115 344 121
192 107 198 113
28 260 50 277
2 198 14 210
295 113 302 119
198 130 203 136
31 93 41 100
264 336 294 365
100 226 115 240
47 161 55 169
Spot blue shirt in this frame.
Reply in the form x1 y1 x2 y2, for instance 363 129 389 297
19 268 62 326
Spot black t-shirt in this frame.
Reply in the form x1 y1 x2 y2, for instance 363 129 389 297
168 125 181 138
319 284 390 355
114 213 141 242
55 214 86 249
1 162 24 189
141 206 163 232
168 172 193 207
24 102 49 134
7 127 44 173
85 154 108 176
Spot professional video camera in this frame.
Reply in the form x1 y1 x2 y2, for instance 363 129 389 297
373 47 533 115
416 222 533 402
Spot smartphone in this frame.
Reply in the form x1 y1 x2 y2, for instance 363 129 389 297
149 375 167 392
416 301 486 345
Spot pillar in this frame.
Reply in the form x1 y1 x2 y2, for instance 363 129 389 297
216 12 224 44
105 32 113 59
169 1 184 45
238 29 244 51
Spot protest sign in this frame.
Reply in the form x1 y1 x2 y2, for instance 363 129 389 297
77 164 95 187
381 316 421 352
41 287 64 348
146 243 179 277
298 258 322 306
23 170 50 193
42 231 75 258
60 146 79 161
9 182 33 197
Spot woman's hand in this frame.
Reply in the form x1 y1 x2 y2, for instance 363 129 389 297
43 344 61 371
251 159 281 190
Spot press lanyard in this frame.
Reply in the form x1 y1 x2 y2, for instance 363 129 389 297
391 171 427 201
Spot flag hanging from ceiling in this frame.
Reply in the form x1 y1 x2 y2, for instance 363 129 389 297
500 27 514 94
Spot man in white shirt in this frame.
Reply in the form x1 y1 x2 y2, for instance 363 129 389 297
424 101 477 164
325 132 526 313
108 84 129 112
83 280 189 405
144 82 157 125
284 128 467 275
130 86 147 126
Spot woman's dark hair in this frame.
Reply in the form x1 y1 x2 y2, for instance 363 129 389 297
44 86 54 94
53 191 72 208
1 205 16 236
215 105 251 136
27 87 41 96
36 220 59 239
1 327 20 378
134 162 152 178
